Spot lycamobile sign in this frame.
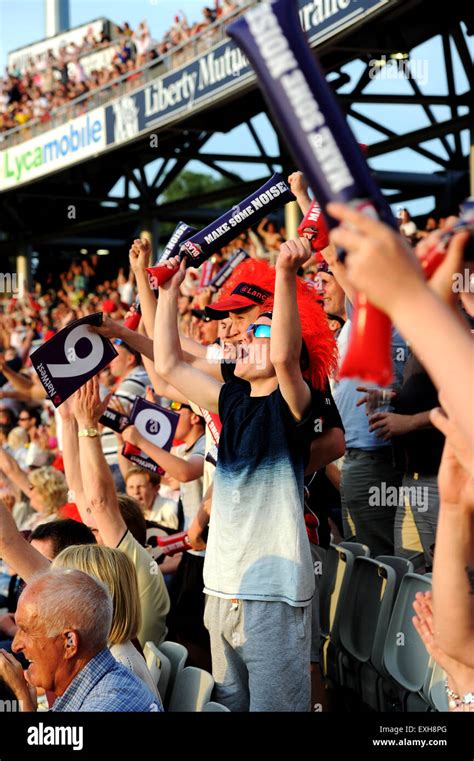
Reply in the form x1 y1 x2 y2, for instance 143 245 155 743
0 107 106 190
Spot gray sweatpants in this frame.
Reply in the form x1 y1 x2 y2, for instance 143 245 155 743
204 594 311 712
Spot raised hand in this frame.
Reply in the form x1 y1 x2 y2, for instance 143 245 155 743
328 201 425 316
412 591 474 702
129 238 151 274
88 314 122 340
72 377 111 429
276 237 312 272
287 171 309 199
159 256 187 293
122 425 142 448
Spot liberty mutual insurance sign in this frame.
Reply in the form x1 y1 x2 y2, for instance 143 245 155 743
105 0 394 148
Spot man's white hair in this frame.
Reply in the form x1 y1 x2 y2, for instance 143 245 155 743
26 569 113 652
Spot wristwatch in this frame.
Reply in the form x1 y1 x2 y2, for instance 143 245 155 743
78 427 100 438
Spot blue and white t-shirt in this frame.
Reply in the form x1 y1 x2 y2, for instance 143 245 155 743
203 380 315 607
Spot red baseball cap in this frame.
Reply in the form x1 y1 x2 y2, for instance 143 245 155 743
205 282 272 319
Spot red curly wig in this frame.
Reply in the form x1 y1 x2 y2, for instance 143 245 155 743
217 259 338 390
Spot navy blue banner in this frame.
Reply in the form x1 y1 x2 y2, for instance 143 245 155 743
209 248 249 292
105 40 251 145
298 0 392 45
180 173 294 264
99 407 130 433
227 0 395 228
158 222 197 264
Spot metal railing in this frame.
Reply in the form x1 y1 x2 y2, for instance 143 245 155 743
0 2 255 149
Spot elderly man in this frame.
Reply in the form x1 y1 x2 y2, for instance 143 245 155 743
0 569 162 712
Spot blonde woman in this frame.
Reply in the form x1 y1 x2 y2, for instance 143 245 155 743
0 447 69 531
52 544 159 698
23 467 69 531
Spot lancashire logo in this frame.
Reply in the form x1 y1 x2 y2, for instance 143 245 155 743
27 723 84 751
112 95 140 142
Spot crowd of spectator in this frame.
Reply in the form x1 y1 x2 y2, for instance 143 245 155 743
0 172 472 714
0 2 244 136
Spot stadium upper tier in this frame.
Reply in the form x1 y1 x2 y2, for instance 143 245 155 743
0 2 247 145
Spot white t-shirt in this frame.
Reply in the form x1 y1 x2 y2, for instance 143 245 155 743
118 281 135 306
147 493 179 529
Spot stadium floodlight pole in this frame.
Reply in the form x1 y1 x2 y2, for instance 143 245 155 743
45 0 70 38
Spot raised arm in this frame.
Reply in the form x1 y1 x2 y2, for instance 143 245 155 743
0 361 34 392
288 171 311 216
154 258 222 413
129 238 158 339
72 378 127 548
0 500 50 581
89 316 154 361
271 239 312 421
57 398 90 523
430 407 474 667
0 447 31 497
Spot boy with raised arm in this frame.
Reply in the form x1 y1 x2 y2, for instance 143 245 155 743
154 238 333 712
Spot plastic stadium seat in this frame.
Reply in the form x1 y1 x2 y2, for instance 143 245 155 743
168 667 215 712
340 557 399 663
355 556 414 711
428 663 449 712
319 543 369 689
370 557 414 675
382 573 432 710
320 542 370 641
144 641 171 703
159 641 188 707
144 641 162 686
339 541 370 557
202 701 231 712
338 557 400 702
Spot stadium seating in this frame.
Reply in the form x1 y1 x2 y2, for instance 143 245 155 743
168 666 215 712
428 662 449 712
202 701 231 712
357 556 414 711
338 556 406 707
320 542 370 690
144 641 171 703
381 573 433 711
158 641 188 708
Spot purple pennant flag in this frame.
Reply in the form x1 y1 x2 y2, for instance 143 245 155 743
122 397 180 474
158 221 198 264
180 173 295 265
209 248 249 292
99 407 130 433
30 313 117 408
227 1 395 230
